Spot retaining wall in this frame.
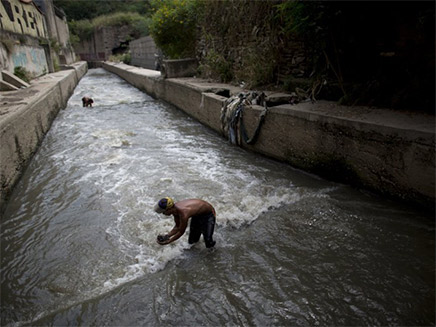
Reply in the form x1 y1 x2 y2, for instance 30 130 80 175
102 62 435 210
0 61 88 212
130 36 158 70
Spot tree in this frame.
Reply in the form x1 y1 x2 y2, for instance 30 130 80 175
149 0 199 59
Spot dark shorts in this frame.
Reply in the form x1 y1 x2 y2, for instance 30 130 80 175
188 212 216 248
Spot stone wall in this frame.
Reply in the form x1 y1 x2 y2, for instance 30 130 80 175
74 25 134 62
130 36 158 70
196 0 307 85
162 58 197 78
196 1 434 113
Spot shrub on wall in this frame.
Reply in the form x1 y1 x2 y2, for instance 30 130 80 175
149 0 199 59
109 52 131 65
92 12 149 38
275 1 346 95
14 66 32 82
198 49 233 82
69 12 149 44
69 19 94 43
235 49 277 88
196 0 280 88
274 1 435 111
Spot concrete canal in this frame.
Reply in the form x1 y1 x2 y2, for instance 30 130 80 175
1 68 434 326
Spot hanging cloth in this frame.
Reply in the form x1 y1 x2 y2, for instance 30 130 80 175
220 92 268 146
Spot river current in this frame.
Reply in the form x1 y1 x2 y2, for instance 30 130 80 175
1 68 434 326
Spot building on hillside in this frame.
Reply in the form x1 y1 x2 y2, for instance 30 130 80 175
0 0 75 81
0 0 46 37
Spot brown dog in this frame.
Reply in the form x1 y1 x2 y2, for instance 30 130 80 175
82 97 94 107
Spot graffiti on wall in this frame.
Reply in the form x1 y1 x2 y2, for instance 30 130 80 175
0 0 46 38
11 45 48 76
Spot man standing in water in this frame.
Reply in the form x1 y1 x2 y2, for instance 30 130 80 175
154 197 216 248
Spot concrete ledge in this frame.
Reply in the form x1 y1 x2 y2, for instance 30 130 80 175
101 61 435 210
162 58 198 78
2 70 30 89
0 61 88 212
0 80 19 91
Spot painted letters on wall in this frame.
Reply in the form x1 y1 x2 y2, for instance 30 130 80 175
0 0 47 38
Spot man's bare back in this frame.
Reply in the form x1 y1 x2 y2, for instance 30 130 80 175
174 199 216 219
154 197 216 248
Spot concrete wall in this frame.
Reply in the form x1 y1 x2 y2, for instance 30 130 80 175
0 61 87 212
0 0 47 38
10 43 48 76
0 31 50 77
1 0 75 76
74 25 134 62
0 41 14 72
162 58 198 78
32 0 75 66
130 36 158 70
53 7 75 65
102 61 435 210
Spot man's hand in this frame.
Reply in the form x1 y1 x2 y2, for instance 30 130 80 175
157 234 170 245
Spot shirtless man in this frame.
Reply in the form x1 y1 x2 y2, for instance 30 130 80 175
154 197 216 248
82 97 94 107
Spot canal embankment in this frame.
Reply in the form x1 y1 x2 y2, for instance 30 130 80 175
0 60 433 213
101 61 435 211
0 61 88 212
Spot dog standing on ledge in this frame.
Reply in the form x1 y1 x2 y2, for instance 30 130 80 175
82 97 94 107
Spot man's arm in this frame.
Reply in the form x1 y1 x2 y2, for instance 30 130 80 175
166 216 181 237
157 216 188 245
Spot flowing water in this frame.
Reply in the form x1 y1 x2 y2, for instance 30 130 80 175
1 69 434 326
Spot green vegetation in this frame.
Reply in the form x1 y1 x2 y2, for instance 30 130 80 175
198 49 233 82
196 0 434 112
196 0 280 87
14 66 32 82
55 0 433 112
68 12 150 45
60 0 200 59
274 1 347 98
53 0 151 21
68 19 93 45
50 38 61 52
92 11 149 33
236 49 277 88
149 0 199 59
109 52 131 65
